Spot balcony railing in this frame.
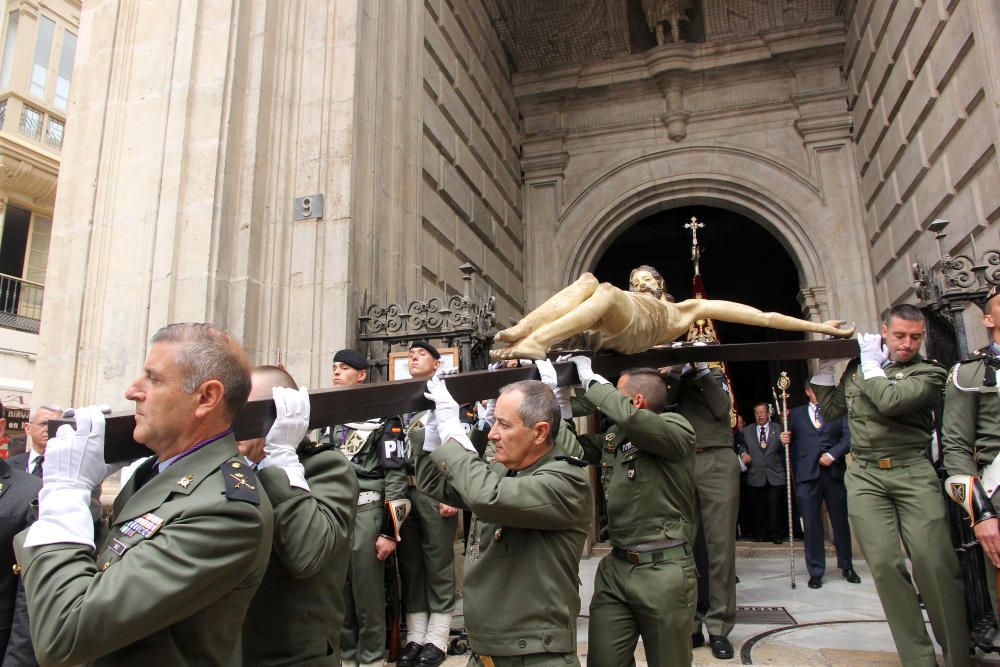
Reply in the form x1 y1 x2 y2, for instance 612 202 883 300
0 91 65 151
0 273 43 333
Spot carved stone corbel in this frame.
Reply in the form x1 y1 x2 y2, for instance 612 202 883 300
654 72 690 142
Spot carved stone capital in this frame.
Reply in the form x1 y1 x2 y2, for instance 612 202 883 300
790 90 852 142
522 128 569 181
798 285 829 321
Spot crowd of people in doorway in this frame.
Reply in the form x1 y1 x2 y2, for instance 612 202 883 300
0 285 994 666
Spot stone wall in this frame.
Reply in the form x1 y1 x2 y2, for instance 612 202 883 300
34 0 365 406
420 0 523 326
845 0 1000 314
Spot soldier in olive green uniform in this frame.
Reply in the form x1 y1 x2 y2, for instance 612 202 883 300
239 366 359 667
941 286 1000 617
570 359 697 666
812 305 969 667
323 350 410 667
397 341 458 667
416 377 591 666
14 323 274 666
663 361 738 659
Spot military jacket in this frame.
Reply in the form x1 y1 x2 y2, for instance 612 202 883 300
242 445 359 666
574 383 696 546
812 356 946 461
941 344 1000 478
14 435 274 667
664 368 733 447
414 439 591 657
325 420 409 502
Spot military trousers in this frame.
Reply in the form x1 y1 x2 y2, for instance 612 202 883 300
588 548 696 667
341 500 387 663
468 653 578 666
846 458 970 667
692 447 740 637
398 488 458 613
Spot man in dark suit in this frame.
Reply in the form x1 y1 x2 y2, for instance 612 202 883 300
738 402 785 543
780 386 860 588
8 404 62 477
0 400 41 665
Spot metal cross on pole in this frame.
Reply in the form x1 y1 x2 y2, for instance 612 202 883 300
684 216 705 275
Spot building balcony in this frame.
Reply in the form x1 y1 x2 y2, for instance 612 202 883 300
0 272 42 333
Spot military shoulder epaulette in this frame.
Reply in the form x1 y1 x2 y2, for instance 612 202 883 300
555 455 589 467
298 439 336 457
220 460 260 505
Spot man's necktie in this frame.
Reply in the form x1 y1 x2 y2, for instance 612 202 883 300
133 458 160 490
813 404 823 429
30 456 43 478
759 426 767 448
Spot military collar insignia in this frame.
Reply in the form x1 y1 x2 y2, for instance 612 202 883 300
895 372 904 380
177 475 194 488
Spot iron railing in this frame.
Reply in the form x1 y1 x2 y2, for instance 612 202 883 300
0 273 43 333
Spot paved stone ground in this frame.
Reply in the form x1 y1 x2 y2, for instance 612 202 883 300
424 548 1000 666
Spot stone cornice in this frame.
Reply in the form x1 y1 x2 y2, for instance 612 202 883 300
0 134 59 207
512 18 846 103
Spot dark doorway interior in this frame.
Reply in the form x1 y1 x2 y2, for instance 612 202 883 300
593 205 811 418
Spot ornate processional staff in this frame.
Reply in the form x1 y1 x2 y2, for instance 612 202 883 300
776 372 795 589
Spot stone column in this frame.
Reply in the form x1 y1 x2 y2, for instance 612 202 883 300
521 129 568 309
33 0 366 407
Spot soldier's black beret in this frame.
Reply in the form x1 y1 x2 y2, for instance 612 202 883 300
333 349 369 370
409 340 441 359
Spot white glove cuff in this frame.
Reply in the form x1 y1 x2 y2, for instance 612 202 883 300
860 361 887 379
281 463 310 492
810 370 836 387
439 422 476 453
590 374 611 386
422 427 442 453
23 486 95 549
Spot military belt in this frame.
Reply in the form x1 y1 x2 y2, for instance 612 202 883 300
854 455 927 470
612 539 687 564
695 445 731 453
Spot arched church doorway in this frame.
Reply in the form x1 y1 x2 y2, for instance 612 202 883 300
593 204 813 542
593 204 811 420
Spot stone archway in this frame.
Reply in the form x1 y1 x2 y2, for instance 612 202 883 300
523 143 877 332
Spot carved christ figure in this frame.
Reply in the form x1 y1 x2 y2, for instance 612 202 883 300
492 266 854 360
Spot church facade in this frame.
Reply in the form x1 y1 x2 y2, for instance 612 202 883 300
18 0 999 408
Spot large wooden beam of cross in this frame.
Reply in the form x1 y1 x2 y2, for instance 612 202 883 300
50 338 859 462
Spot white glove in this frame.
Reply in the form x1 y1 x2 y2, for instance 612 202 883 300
536 358 572 419
425 377 475 452
477 399 496 427
570 355 609 387
488 361 505 371
692 341 710 372
258 386 310 491
434 366 460 379
24 406 111 549
422 409 442 453
812 355 845 387
857 332 888 379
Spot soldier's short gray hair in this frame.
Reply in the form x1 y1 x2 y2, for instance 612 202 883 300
31 404 63 422
151 323 251 420
498 380 560 443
